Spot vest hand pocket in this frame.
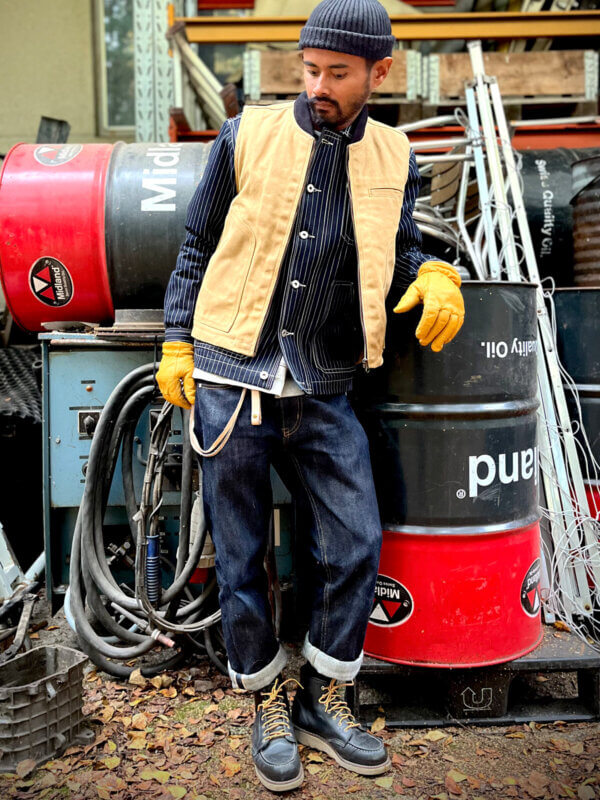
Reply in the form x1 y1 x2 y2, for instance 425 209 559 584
193 208 257 333
312 282 361 374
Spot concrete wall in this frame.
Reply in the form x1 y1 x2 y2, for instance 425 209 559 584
0 0 127 156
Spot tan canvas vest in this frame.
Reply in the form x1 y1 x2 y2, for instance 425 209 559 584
191 100 411 369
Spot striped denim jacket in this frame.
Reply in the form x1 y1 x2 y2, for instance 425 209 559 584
164 93 437 395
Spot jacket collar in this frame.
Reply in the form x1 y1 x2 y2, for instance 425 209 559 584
293 91 368 143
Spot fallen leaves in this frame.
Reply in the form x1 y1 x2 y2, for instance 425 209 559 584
5 644 600 800
228 735 243 751
371 716 386 733
195 730 215 746
127 730 148 750
425 729 449 742
220 755 241 777
167 786 187 798
15 759 37 779
445 773 464 795
128 667 147 687
131 711 151 729
554 620 571 632
140 767 171 784
447 769 469 783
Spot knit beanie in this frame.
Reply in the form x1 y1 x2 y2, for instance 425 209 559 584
299 0 395 62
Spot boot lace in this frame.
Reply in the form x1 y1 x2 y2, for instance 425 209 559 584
318 679 361 731
257 678 302 742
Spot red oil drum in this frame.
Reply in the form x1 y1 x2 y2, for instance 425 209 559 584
586 485 600 520
369 525 541 667
359 282 542 667
0 143 114 331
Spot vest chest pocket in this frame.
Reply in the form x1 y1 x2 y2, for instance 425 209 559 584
367 187 404 230
194 208 257 332
369 187 404 197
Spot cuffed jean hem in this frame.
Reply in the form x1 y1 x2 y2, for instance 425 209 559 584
302 633 363 681
227 644 288 691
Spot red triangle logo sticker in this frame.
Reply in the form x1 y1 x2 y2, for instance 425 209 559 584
37 266 52 283
382 600 402 619
40 285 56 300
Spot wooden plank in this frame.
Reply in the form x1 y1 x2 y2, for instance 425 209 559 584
258 50 408 96
436 50 588 100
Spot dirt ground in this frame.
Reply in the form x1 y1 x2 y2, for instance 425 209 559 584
1 588 599 800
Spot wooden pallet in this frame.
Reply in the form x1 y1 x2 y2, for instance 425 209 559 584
350 624 600 727
425 50 599 106
243 48 421 102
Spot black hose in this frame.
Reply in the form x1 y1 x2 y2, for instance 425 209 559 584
68 362 224 678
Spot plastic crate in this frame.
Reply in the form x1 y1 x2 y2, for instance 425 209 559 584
0 644 93 772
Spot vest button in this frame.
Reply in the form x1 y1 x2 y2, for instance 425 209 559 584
259 371 269 380
299 230 309 239
307 184 315 193
291 280 300 289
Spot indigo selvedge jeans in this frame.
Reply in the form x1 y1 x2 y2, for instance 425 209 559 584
193 385 382 691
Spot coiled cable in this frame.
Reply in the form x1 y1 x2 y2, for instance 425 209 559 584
68 363 226 677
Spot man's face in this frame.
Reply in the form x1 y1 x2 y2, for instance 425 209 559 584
302 47 392 130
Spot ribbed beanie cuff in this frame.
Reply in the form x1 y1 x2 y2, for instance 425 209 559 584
299 0 395 61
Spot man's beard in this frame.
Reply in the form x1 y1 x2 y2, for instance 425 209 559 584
308 80 370 130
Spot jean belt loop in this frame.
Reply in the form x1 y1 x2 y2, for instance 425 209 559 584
251 389 262 426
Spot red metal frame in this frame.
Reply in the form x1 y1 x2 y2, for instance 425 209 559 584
169 114 600 150
405 122 600 151
197 1 255 8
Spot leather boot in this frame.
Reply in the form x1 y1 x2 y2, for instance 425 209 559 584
291 663 390 775
252 676 304 792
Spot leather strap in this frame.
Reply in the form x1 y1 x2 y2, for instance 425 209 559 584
189 386 264 458
189 387 247 458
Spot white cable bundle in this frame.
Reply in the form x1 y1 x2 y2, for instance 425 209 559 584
461 41 600 650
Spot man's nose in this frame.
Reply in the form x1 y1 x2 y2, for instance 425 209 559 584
314 73 330 95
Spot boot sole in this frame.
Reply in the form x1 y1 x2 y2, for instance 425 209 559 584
254 763 304 792
294 727 391 776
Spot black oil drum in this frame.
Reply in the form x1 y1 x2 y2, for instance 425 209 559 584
105 142 213 309
358 282 543 667
553 288 600 517
572 157 600 288
520 148 600 287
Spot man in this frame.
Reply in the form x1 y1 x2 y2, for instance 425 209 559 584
157 0 464 792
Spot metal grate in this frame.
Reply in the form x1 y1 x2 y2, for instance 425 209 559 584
0 346 42 424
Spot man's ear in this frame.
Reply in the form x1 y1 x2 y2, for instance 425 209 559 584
370 56 393 90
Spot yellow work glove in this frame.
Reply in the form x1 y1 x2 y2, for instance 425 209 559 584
393 261 465 352
156 341 196 409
